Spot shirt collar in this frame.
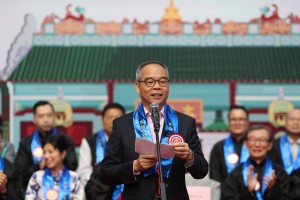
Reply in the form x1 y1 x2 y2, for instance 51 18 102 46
287 134 300 145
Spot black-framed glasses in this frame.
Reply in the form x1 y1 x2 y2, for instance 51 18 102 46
138 78 169 87
287 117 300 122
246 137 270 145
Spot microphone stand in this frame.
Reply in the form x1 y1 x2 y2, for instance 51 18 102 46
154 126 167 200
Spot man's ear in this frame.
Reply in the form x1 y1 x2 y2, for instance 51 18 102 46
135 82 140 95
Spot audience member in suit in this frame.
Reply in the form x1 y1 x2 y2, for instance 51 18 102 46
0 128 14 199
100 61 208 200
210 105 250 183
77 102 125 200
269 109 300 175
13 100 78 198
222 125 290 200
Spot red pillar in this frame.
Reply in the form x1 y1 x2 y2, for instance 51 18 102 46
107 81 114 103
229 81 236 106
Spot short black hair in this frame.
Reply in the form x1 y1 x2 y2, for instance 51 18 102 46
102 103 125 117
228 105 249 120
42 134 68 153
244 124 273 142
135 61 169 81
33 100 55 114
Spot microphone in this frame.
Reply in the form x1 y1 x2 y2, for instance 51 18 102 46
150 103 160 132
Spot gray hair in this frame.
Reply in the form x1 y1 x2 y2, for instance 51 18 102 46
244 124 273 142
135 61 169 81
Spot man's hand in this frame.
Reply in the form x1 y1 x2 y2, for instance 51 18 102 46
133 154 157 173
247 165 258 192
263 170 276 191
0 172 7 193
172 142 193 161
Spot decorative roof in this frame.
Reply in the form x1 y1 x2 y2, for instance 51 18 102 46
161 0 181 21
8 46 300 82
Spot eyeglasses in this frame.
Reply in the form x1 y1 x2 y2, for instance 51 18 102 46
138 78 169 87
246 137 270 145
287 117 300 122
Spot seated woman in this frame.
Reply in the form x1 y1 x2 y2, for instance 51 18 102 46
222 125 290 200
25 134 85 200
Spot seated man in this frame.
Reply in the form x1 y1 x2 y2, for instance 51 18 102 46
210 105 250 183
222 125 290 200
269 109 300 175
77 102 125 200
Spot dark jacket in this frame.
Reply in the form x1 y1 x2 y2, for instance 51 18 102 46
100 111 208 200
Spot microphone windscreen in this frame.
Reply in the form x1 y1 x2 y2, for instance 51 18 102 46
150 103 159 111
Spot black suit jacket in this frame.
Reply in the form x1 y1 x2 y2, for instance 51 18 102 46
222 162 290 200
269 137 286 167
100 111 208 200
209 137 244 183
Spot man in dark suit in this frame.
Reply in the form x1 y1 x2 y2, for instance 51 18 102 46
222 125 290 200
13 100 78 198
269 108 300 175
100 61 208 200
209 105 250 183
269 109 300 200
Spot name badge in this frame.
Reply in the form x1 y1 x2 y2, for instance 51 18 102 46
168 133 185 144
227 153 239 164
255 182 261 191
33 147 43 159
46 189 58 200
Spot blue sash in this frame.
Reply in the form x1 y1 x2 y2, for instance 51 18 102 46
133 103 178 178
42 167 71 200
280 134 300 174
112 184 124 200
96 130 106 164
31 128 58 164
223 135 249 173
242 157 273 200
0 157 4 171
